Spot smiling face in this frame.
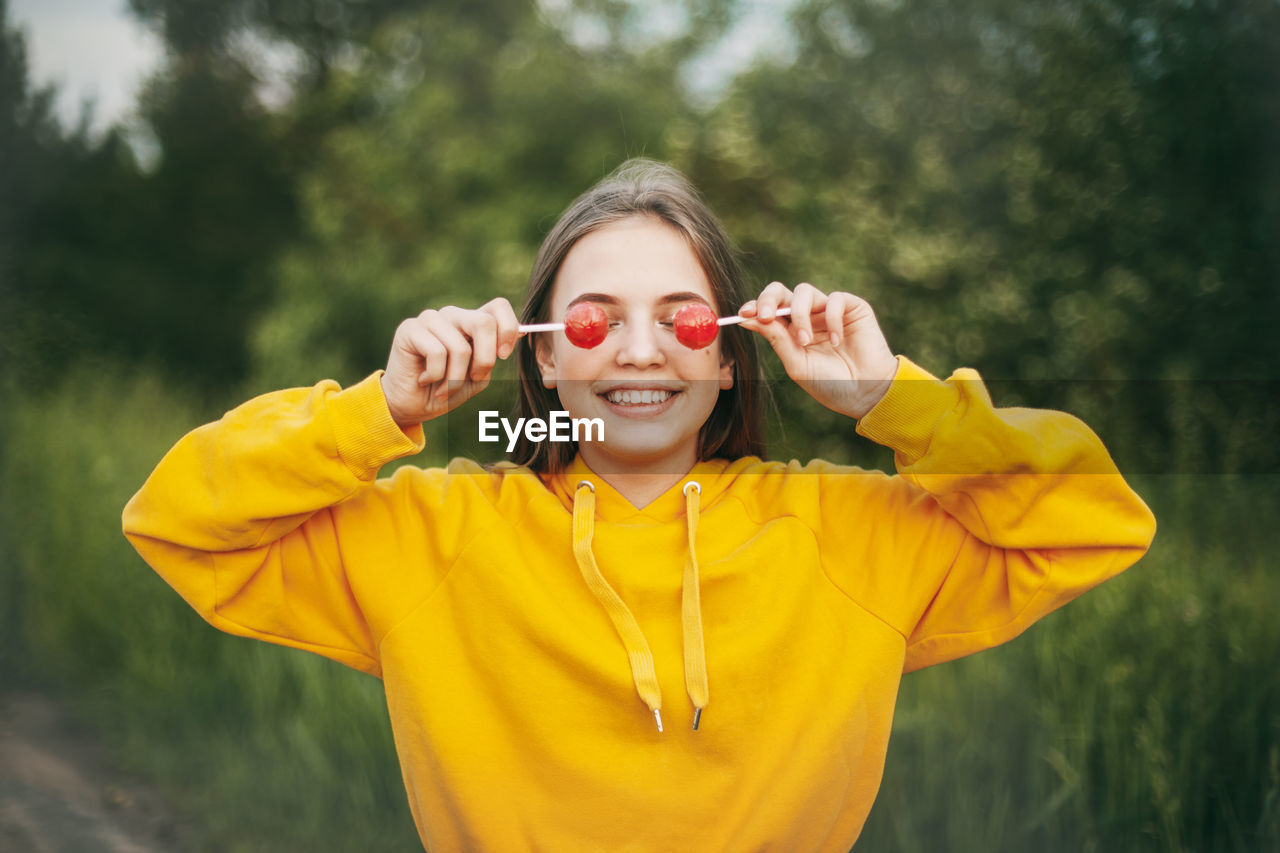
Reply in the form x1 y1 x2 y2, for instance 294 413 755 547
535 215 734 477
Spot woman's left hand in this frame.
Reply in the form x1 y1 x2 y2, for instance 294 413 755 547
739 282 899 420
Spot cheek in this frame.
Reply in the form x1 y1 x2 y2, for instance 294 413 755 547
552 344 608 382
680 344 725 374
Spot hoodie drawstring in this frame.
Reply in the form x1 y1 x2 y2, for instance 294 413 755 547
571 481 664 732
681 481 709 730
570 479 709 732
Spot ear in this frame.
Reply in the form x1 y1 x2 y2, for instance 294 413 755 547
535 337 558 389
718 355 734 390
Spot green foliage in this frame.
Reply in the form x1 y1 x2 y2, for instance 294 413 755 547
683 0 1279 472
696 0 1279 380
250 4 694 385
0 371 418 851
0 1 100 378
120 59 299 383
1 3 304 389
128 0 443 83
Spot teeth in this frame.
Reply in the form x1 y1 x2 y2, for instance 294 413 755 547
605 389 673 405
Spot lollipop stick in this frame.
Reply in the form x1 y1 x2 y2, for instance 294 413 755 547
717 306 792 326
521 306 793 333
518 321 565 333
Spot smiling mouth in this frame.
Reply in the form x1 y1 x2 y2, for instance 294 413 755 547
602 389 676 406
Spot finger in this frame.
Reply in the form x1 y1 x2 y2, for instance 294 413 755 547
397 317 449 387
790 283 829 347
824 291 852 348
739 316 807 378
484 297 521 359
755 281 792 321
420 313 473 398
457 310 499 382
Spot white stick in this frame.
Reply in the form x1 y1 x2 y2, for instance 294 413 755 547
517 321 565 333
520 306 792 333
717 306 791 326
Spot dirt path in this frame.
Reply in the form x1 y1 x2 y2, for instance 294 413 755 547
0 691 195 852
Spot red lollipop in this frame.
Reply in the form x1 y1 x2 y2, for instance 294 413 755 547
674 303 719 349
563 302 609 349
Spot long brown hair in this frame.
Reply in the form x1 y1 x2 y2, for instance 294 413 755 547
509 159 769 473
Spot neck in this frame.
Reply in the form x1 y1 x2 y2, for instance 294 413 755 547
577 445 698 509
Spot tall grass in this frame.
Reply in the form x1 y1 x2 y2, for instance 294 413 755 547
0 369 418 852
2 369 1277 851
858 473 1280 852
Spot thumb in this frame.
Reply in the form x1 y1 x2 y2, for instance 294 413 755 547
741 317 806 377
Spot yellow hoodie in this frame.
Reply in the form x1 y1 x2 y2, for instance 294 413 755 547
122 356 1155 852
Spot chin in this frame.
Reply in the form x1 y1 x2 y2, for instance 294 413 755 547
589 430 699 473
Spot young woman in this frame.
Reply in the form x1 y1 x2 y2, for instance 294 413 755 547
124 159 1156 851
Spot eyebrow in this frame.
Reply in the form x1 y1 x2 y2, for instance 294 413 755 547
565 291 713 309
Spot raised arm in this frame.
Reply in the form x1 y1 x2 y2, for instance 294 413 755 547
836 356 1156 670
123 376 431 674
740 281 1156 670
122 298 521 674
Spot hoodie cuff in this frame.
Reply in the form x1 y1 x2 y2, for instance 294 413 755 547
854 355 961 466
327 371 426 478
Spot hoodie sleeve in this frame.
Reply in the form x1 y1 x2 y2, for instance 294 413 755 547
820 356 1156 672
122 372 458 677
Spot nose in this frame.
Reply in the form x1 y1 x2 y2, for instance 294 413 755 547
614 318 666 368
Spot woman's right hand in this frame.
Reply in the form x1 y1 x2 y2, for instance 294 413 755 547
381 298 521 429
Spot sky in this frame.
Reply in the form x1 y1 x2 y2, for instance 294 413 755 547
10 0 163 135
8 0 792 136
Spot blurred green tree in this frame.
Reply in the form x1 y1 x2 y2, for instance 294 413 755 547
1 0 304 387
0 0 54 374
686 0 1279 471
0 0 113 379
128 0 440 86
247 5 699 392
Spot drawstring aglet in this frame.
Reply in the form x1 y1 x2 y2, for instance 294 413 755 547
653 708 664 732
692 708 702 731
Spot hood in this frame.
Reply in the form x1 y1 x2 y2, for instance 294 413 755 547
542 454 762 733
546 454 755 522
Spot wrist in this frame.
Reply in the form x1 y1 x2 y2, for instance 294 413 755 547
850 356 901 420
379 372 423 433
